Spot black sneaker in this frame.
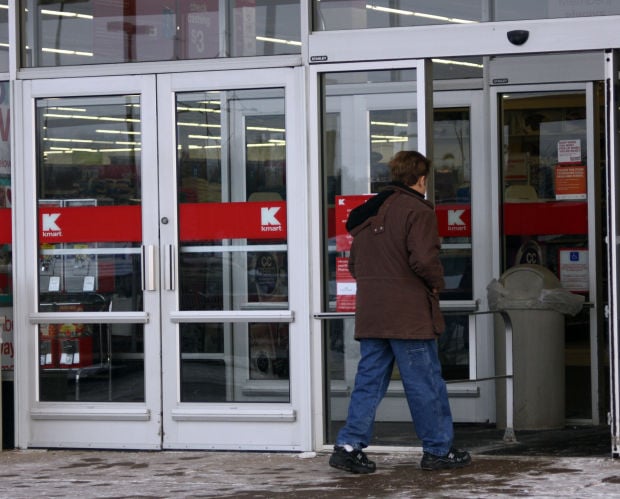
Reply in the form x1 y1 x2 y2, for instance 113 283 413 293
329 445 377 474
420 448 471 471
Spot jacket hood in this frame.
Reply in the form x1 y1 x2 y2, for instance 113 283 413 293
345 182 424 233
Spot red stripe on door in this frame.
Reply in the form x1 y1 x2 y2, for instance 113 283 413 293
39 205 142 243
179 201 287 241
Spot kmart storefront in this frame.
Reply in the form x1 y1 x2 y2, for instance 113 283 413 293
0 1 619 456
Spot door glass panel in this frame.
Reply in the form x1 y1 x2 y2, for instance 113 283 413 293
36 95 145 402
321 69 476 444
321 68 416 444
433 107 472 380
22 0 301 68
176 88 289 402
499 91 592 418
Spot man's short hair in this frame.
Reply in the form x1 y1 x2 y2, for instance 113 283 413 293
389 150 431 186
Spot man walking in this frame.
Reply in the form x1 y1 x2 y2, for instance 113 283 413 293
329 150 471 473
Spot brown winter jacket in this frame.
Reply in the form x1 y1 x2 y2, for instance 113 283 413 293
347 183 446 340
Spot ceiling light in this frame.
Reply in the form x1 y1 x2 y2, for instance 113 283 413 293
42 47 93 57
256 36 301 46
432 58 483 68
366 4 477 24
41 9 93 20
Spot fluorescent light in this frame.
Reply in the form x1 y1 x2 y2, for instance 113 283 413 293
366 4 477 24
371 121 408 127
188 134 221 140
41 9 93 20
96 129 141 135
247 126 286 132
42 47 93 57
247 143 280 148
177 122 221 128
98 147 141 152
43 112 139 123
177 106 221 113
186 144 221 150
256 36 301 46
432 58 483 68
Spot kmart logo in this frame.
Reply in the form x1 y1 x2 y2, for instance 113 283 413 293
447 209 467 232
42 213 62 237
261 206 282 233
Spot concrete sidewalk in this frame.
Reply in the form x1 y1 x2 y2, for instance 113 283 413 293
0 448 618 498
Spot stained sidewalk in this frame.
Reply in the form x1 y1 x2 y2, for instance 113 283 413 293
0 447 618 498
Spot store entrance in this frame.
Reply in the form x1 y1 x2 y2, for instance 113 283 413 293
15 69 310 450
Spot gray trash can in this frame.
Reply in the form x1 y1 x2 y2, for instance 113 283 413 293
488 264 584 430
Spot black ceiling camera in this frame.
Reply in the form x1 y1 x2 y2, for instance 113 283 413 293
507 30 529 46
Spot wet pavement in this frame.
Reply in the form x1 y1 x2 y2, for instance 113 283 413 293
0 447 618 498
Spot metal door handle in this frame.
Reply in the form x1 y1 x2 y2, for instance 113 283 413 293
164 244 175 291
141 245 157 291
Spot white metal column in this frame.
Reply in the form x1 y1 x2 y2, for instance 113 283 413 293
605 49 620 458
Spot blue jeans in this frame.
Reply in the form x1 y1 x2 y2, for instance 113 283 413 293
336 338 454 456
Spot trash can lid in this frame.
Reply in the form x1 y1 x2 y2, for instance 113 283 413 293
499 264 561 299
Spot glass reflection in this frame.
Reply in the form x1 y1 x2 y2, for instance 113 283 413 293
314 0 482 30
313 0 620 30
176 88 288 312
180 322 290 402
39 324 145 402
434 107 472 301
0 2 7 71
22 0 301 67
494 1 620 21
176 88 290 404
36 95 146 402
324 317 469 446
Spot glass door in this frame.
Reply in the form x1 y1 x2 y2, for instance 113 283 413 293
312 60 492 448
495 83 604 426
157 68 309 450
16 75 161 449
15 68 310 450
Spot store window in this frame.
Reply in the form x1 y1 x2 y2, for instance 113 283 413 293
36 95 145 402
494 1 620 21
22 0 301 68
313 0 620 30
313 1 483 30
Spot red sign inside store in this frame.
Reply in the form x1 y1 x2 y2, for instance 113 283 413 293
334 195 373 251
